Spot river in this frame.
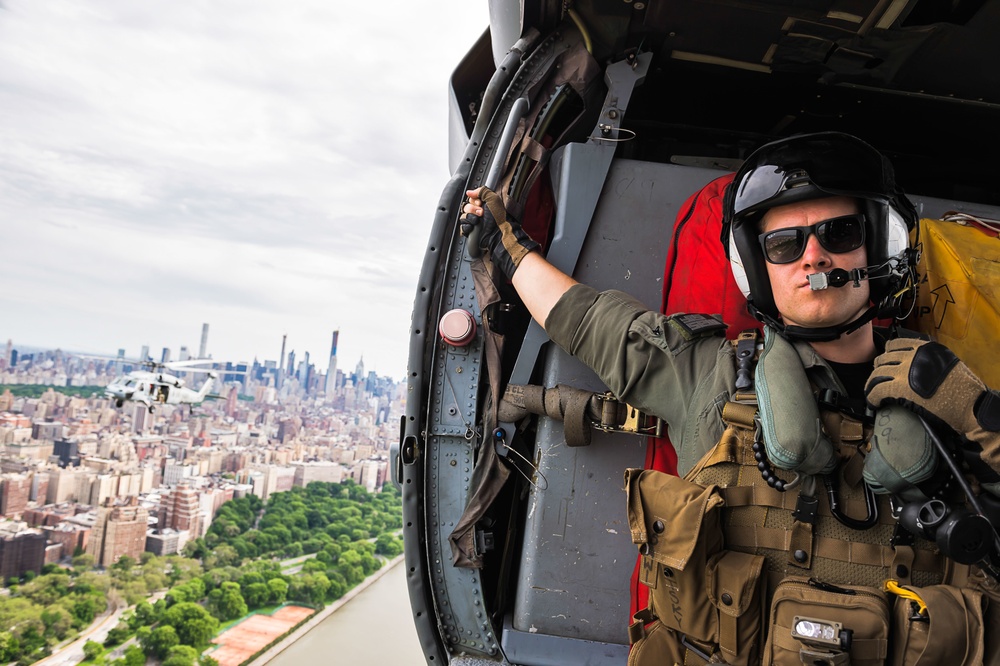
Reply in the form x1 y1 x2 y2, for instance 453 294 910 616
264 561 425 665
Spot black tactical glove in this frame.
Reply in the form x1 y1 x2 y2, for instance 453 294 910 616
866 338 1000 479
464 187 539 280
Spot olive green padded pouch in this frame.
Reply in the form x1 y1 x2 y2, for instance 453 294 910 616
756 328 838 475
764 576 890 666
863 404 938 502
889 584 985 666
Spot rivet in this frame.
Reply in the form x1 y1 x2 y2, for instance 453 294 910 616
721 593 733 605
793 550 808 563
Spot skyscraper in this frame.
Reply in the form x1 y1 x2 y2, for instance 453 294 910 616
140 345 149 363
325 330 339 396
278 334 287 389
161 347 171 364
199 323 209 359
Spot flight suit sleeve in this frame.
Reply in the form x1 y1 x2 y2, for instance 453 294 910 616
544 283 728 427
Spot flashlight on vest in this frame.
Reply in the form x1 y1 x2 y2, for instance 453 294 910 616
792 617 851 648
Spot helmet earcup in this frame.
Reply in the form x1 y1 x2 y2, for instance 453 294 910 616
729 233 751 298
885 206 909 259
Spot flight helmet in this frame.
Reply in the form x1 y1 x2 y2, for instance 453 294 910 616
722 132 918 341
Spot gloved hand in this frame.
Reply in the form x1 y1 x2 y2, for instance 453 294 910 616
463 187 539 280
866 338 1000 478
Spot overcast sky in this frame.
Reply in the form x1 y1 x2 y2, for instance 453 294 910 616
0 0 490 380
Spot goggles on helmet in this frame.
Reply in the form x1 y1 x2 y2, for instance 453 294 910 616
731 134 890 218
758 214 867 264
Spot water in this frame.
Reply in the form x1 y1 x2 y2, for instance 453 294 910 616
265 562 425 665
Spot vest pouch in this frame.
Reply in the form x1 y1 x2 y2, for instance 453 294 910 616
764 576 890 666
626 469 725 644
706 549 766 666
889 584 986 666
626 615 688 666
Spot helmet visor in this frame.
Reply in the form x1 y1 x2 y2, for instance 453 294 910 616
758 214 867 264
732 134 890 217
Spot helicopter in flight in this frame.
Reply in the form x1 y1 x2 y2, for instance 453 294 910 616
105 360 219 412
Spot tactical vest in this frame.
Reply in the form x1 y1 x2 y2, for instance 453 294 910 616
625 339 999 665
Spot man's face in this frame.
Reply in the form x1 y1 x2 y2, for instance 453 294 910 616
760 196 870 329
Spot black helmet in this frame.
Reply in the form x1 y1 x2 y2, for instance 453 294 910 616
722 132 919 341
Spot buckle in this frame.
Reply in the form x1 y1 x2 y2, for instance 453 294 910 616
593 393 664 437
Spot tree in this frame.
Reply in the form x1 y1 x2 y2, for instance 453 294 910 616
71 553 95 572
374 533 403 557
41 606 72 639
72 596 97 626
0 632 19 663
142 625 179 659
207 544 240 568
208 582 247 621
82 639 102 661
182 538 205 559
104 622 130 647
242 582 270 610
162 644 199 666
161 602 219 648
111 555 136 573
122 644 145 666
266 577 288 605
132 600 158 628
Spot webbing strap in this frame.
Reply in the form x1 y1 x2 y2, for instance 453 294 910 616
720 611 737 662
788 520 814 569
721 401 757 429
890 545 915 585
720 485 798 511
725 524 946 571
720 486 896 526
628 608 655 645
497 384 593 446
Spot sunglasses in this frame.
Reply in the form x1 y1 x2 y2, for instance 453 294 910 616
758 214 866 264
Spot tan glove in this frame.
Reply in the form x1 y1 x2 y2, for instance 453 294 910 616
866 338 1000 479
464 187 539 279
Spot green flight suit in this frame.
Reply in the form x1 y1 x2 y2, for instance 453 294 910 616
545 283 854 476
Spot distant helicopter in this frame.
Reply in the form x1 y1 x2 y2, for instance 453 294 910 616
105 360 219 412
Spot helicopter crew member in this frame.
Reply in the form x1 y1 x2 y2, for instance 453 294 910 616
462 132 1000 665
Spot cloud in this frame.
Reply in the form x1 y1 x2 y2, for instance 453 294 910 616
0 0 490 378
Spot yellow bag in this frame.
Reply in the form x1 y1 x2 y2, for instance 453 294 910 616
906 216 1000 388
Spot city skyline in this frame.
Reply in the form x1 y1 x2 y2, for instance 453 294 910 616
2 324 352 376
0 1 490 380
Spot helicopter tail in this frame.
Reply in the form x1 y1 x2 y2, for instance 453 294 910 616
198 372 218 400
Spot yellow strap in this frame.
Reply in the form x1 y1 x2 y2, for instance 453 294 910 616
884 579 928 616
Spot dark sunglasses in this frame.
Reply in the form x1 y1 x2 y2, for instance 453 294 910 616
758 214 866 264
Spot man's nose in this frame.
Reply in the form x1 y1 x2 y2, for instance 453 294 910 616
800 233 831 267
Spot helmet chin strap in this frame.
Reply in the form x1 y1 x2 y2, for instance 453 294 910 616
781 305 879 342
751 301 879 343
